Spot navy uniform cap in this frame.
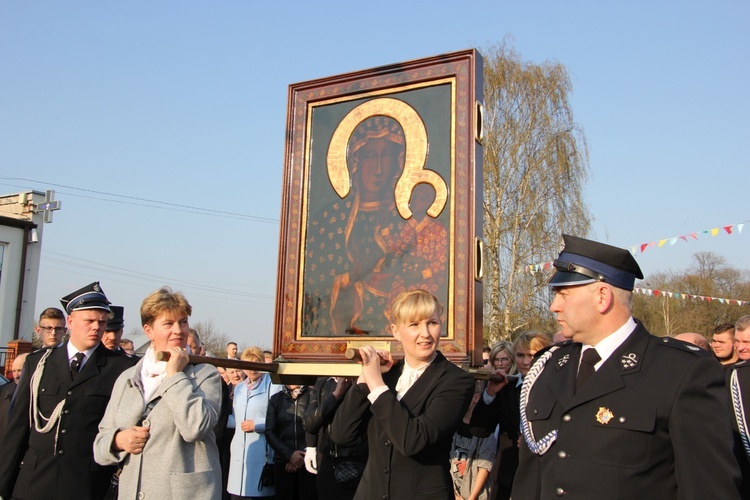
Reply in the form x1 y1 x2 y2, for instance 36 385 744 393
549 234 644 291
60 281 111 314
106 305 125 331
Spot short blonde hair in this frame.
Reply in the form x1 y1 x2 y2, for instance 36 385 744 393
140 287 192 326
389 289 443 326
240 347 262 363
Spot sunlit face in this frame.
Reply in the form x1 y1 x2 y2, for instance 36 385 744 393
493 351 513 372
712 332 736 360
549 284 599 345
36 318 65 348
67 309 109 351
227 344 237 358
391 311 441 366
227 368 244 385
357 138 400 201
144 311 189 353
735 329 750 361
515 347 537 377
102 329 123 350
187 336 203 355
11 357 25 382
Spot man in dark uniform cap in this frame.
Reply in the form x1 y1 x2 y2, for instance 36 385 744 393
0 282 137 500
102 305 125 351
499 235 741 499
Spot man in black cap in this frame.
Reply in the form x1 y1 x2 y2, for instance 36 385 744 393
492 235 741 499
0 282 137 500
101 305 125 351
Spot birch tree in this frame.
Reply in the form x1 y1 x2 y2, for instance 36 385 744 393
482 41 592 341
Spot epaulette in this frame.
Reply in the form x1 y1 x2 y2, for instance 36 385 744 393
656 336 710 356
534 340 571 361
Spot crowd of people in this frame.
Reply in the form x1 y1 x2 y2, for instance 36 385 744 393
1 234 750 499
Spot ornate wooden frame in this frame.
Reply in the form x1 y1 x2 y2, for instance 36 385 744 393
273 49 485 367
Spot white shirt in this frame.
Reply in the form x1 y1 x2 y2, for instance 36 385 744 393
66 342 97 371
582 317 637 370
367 355 436 403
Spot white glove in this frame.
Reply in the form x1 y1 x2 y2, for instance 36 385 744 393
304 446 318 474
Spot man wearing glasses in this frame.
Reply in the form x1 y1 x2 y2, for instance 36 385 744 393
35 307 66 348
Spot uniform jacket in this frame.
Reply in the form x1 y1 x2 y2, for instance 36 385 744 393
728 360 750 498
226 373 282 497
512 323 741 499
330 351 474 500
93 358 223 500
0 342 136 500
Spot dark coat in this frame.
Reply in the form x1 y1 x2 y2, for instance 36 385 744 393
266 386 317 463
0 380 17 443
330 351 474 500
304 377 368 500
512 323 741 499
728 360 750 498
469 377 521 500
0 342 136 500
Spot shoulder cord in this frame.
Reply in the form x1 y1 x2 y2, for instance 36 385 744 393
29 349 67 455
519 345 560 456
730 370 750 458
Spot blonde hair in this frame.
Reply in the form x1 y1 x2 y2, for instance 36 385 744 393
140 287 192 326
389 289 443 326
513 331 551 354
489 340 517 375
240 347 263 363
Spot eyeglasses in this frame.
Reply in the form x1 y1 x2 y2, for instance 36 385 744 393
39 326 66 334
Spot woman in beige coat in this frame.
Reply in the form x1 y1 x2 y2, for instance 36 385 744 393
94 287 222 499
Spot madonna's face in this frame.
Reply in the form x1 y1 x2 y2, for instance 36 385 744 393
357 138 400 201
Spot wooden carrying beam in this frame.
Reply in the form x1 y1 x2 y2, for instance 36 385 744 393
156 351 514 385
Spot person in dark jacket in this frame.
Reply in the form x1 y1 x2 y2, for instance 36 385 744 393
507 235 741 499
0 282 137 500
304 376 368 499
266 384 318 500
330 289 475 500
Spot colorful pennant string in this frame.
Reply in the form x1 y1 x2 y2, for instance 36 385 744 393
633 288 749 307
526 221 746 274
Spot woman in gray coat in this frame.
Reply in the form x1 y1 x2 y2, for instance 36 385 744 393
94 287 222 499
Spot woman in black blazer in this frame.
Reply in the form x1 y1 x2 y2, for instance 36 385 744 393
330 289 475 500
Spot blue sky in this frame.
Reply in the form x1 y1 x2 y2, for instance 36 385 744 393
1 1 748 348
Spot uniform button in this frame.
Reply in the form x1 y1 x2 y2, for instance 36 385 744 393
383 467 389 474
562 414 571 422
556 487 565 496
384 440 391 447
558 450 567 458
61 429 67 434
64 409 70 414
67 390 73 395
533 409 538 414
381 495 388 500
58 450 64 455
41 388 46 392
619 416 626 423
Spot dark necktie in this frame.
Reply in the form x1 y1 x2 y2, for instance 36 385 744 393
71 352 85 378
575 348 601 392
